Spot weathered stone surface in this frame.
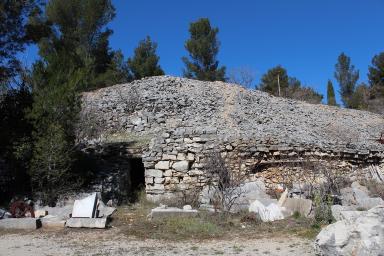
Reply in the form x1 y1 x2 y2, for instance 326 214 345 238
0 218 40 230
172 161 189 172
78 76 384 199
155 161 170 170
40 215 66 229
145 169 163 178
65 218 107 228
315 206 384 256
249 200 285 222
282 198 312 217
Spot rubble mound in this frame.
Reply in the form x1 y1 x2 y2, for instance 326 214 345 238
81 75 384 153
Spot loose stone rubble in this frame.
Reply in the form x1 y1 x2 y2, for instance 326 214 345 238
315 205 384 256
79 76 384 202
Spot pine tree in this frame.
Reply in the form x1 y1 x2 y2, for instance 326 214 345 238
334 53 359 108
368 52 384 88
327 80 337 106
258 65 289 96
0 0 38 86
127 36 164 80
182 18 226 81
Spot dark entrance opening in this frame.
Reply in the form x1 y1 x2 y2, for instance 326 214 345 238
127 158 145 201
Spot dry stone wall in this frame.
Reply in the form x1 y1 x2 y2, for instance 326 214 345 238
79 76 384 201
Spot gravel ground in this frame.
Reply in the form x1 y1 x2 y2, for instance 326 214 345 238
0 229 315 256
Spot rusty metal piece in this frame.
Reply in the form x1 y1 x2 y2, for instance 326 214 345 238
10 201 35 218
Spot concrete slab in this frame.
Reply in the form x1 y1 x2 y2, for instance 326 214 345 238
65 218 107 228
0 218 41 230
149 207 198 220
72 193 97 218
40 215 66 229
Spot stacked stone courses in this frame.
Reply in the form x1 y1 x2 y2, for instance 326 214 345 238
80 76 384 199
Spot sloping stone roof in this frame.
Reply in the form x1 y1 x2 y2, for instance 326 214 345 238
80 75 384 154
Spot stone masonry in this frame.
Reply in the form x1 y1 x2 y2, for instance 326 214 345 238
78 76 384 201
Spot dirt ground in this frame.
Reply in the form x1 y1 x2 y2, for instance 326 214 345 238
0 228 315 256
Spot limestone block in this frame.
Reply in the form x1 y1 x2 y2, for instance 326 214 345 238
282 198 312 217
145 177 154 184
0 218 41 230
72 193 97 218
40 215 66 229
145 169 163 178
164 169 173 177
66 218 107 228
177 153 186 160
187 153 195 161
184 138 193 143
172 161 189 172
155 161 170 170
162 154 177 160
154 178 165 184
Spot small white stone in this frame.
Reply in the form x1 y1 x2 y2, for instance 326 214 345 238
183 205 192 210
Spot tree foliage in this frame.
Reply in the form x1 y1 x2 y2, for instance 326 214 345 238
259 66 322 104
128 36 164 80
334 53 359 108
327 80 337 106
368 52 384 88
0 0 38 86
182 18 226 81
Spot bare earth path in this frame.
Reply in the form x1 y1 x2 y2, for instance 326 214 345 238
0 229 314 256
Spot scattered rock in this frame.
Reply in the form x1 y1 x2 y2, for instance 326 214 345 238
248 200 285 222
0 209 11 219
34 210 48 218
183 205 192 210
315 205 384 256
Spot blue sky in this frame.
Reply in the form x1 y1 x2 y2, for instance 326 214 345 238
22 0 384 104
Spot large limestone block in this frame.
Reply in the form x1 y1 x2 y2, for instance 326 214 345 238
155 161 170 170
66 218 107 228
315 205 384 256
0 218 41 230
248 200 285 222
282 198 312 217
145 169 163 178
172 161 189 172
40 215 66 229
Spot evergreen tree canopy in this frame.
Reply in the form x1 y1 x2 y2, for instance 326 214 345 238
127 36 164 80
182 18 226 81
31 0 128 90
259 66 322 104
0 0 38 86
327 80 337 106
258 65 289 96
334 53 359 108
368 52 384 87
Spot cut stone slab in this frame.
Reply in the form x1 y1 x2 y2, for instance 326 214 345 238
0 218 41 230
66 218 107 228
154 161 170 170
282 198 312 217
72 193 97 218
148 207 198 220
40 215 66 229
249 200 285 222
172 161 189 172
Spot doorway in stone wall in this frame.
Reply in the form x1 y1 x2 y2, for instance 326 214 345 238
121 157 145 203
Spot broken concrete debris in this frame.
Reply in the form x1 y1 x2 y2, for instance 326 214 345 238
65 192 116 229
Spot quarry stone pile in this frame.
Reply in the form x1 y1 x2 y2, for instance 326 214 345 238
79 76 384 201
